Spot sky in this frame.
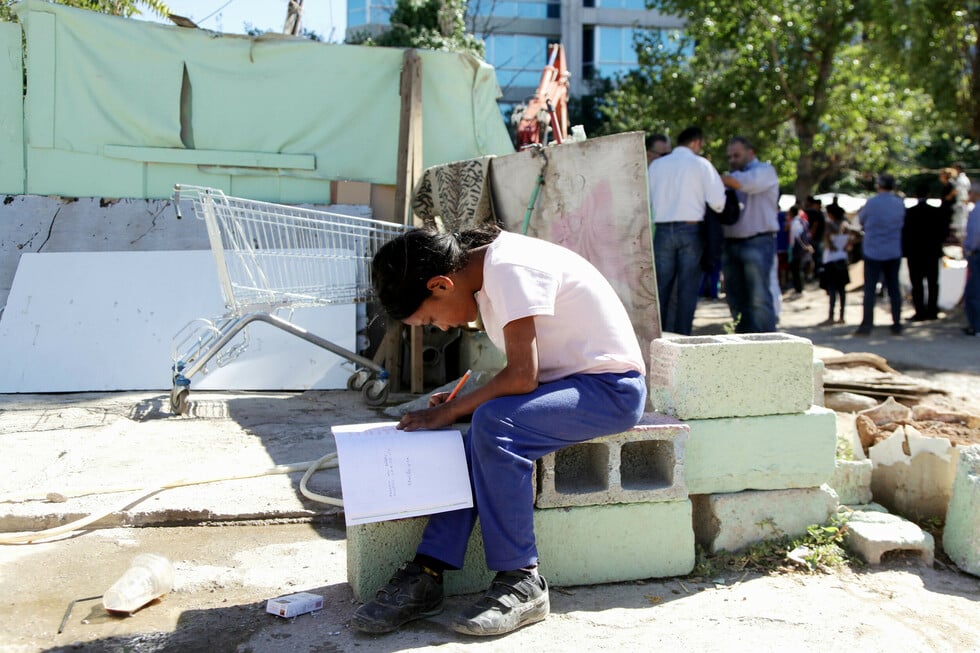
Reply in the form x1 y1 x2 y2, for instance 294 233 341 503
139 0 347 43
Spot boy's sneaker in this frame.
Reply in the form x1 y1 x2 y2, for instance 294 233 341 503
451 570 550 636
350 562 444 634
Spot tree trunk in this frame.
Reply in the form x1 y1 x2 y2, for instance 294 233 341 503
795 124 816 206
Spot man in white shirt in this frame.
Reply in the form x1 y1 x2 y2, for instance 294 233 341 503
648 126 726 335
953 162 971 240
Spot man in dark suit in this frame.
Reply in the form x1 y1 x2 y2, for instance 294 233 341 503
902 184 946 321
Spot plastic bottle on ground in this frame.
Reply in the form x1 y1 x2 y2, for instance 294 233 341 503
102 553 174 613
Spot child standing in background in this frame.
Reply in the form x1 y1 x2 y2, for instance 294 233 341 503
819 214 852 324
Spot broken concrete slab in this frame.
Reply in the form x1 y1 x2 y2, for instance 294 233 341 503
943 445 980 577
347 500 695 601
869 426 958 521
692 485 839 554
649 333 814 420
843 507 935 566
824 391 879 413
535 412 688 508
684 406 837 495
830 459 873 506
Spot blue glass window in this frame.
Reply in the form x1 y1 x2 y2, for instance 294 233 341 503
594 26 639 78
347 0 367 27
485 34 550 89
595 0 648 8
471 0 559 18
593 26 689 78
347 0 394 26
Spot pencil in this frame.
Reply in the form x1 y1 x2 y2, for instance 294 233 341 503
446 369 472 402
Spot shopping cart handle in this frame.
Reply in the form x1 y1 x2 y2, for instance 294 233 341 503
172 184 183 220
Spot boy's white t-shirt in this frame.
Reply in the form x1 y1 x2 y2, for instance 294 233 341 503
475 231 646 383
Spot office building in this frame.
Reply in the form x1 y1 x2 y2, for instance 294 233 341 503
346 0 685 107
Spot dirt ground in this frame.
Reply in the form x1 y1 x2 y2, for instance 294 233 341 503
1 284 979 653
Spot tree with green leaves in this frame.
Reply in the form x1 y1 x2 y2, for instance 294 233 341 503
601 1 932 200
347 0 484 59
1 0 170 22
877 1 980 141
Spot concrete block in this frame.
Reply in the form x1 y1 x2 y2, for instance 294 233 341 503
943 445 980 577
813 358 825 407
536 412 688 508
869 426 958 521
844 508 935 566
685 406 837 495
692 485 839 554
347 500 694 601
830 459 873 505
648 333 814 419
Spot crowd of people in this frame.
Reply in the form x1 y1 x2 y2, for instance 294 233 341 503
646 130 980 339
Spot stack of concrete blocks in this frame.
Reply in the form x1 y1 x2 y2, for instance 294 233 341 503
346 413 693 601
648 333 839 554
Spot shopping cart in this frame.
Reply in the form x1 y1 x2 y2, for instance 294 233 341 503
169 185 410 415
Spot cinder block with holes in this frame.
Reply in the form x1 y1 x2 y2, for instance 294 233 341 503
649 333 814 419
535 412 688 508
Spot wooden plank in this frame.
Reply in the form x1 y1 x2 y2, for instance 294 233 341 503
393 48 425 394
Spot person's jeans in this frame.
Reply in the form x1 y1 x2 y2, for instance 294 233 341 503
654 222 703 335
907 256 940 318
965 251 980 331
417 371 647 571
860 257 902 330
722 233 777 333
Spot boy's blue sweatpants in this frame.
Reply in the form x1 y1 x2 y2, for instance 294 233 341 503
417 370 647 572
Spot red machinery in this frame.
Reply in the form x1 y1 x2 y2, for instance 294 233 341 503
516 43 570 149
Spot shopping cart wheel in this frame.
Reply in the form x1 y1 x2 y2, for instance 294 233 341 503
346 370 371 392
170 386 190 415
362 379 389 406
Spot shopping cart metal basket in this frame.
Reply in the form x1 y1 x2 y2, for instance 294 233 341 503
169 185 410 414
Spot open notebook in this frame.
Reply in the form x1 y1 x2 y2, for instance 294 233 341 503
332 422 473 526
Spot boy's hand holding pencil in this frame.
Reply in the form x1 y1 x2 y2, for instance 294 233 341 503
399 370 472 431
428 369 471 407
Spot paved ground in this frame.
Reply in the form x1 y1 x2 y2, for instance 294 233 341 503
1 284 978 652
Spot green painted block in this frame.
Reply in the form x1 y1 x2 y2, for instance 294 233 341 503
685 406 837 495
347 500 694 602
943 445 980 577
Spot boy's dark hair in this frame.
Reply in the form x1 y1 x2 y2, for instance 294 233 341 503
371 225 500 320
676 126 703 147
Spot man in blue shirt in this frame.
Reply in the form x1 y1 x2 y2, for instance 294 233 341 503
855 174 906 335
721 136 780 333
963 182 980 336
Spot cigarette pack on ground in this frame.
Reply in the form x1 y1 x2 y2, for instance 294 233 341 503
265 592 324 618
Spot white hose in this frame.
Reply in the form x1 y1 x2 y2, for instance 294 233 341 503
0 453 343 545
